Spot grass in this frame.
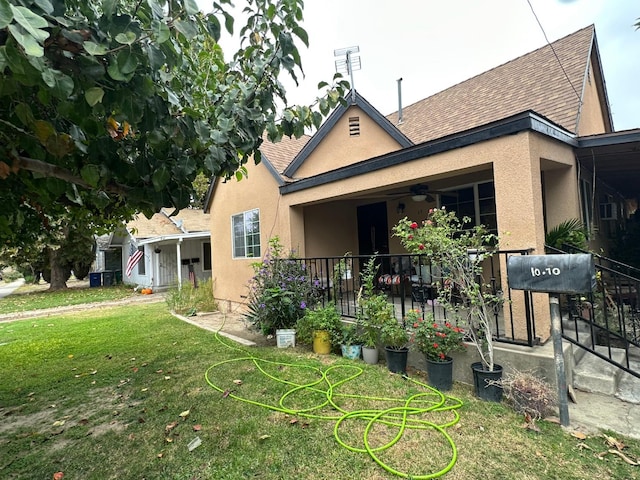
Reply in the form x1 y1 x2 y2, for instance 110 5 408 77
0 282 135 314
1 303 639 479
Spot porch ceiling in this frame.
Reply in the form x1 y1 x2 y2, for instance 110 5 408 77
576 129 640 200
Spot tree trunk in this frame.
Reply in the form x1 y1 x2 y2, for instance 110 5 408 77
48 248 68 291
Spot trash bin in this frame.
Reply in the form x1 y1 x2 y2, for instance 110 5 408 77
102 270 114 287
114 270 122 284
89 272 102 288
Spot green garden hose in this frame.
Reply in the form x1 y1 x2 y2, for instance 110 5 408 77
204 329 462 478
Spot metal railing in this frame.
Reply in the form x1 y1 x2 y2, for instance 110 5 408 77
299 250 537 347
547 245 640 379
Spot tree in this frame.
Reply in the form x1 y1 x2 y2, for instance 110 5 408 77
0 0 349 289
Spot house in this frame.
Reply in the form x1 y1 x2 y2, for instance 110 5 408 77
95 208 212 290
205 25 640 345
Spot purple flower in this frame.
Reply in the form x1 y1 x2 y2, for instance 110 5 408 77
300 301 306 309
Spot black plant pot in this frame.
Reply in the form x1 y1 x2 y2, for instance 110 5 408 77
384 346 409 374
471 362 503 402
426 356 453 391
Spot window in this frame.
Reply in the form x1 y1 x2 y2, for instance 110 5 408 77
137 246 146 275
232 209 261 258
439 181 496 232
203 242 212 271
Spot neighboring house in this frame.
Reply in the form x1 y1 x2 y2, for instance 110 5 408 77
205 25 640 344
95 208 212 290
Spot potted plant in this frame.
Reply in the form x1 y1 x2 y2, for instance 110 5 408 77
339 323 363 360
394 208 504 399
356 256 395 365
379 315 409 374
296 303 342 354
407 309 465 391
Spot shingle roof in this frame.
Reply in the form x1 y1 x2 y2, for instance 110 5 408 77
386 25 595 143
258 25 596 177
127 209 210 239
260 134 311 174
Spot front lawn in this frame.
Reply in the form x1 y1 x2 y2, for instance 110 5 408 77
0 303 638 479
0 283 136 314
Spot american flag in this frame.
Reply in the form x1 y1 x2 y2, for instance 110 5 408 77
125 243 144 277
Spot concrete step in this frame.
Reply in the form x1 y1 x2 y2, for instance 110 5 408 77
562 318 594 364
615 357 640 404
573 345 627 395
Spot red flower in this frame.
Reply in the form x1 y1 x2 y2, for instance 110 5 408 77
418 244 424 250
432 342 439 349
410 222 418 229
438 352 446 360
413 323 419 328
408 234 413 240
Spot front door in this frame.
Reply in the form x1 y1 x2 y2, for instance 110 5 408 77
357 202 389 256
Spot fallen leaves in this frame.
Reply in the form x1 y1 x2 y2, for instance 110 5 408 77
53 472 64 480
165 421 178 434
179 410 190 419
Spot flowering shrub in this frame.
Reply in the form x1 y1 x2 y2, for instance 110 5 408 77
406 310 465 361
393 207 503 371
245 237 316 335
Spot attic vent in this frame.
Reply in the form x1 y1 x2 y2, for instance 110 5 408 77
348 116 360 136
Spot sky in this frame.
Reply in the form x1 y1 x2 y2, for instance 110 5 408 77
197 0 640 131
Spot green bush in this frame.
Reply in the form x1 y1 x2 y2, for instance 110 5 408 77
296 303 342 347
3 270 23 282
165 278 217 315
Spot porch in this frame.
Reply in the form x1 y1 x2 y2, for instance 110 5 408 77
300 251 539 348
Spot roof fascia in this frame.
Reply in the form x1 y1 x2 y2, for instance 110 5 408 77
137 231 211 246
203 176 217 213
578 130 640 148
588 30 614 132
280 111 576 195
283 90 413 177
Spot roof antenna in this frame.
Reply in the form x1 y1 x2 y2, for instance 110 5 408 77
397 78 403 124
334 46 361 103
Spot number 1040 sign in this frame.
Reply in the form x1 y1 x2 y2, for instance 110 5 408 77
507 254 596 294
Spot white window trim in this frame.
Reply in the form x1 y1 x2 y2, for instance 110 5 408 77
438 180 495 227
231 208 261 259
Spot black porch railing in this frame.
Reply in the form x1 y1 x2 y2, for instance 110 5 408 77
299 250 537 348
548 245 640 379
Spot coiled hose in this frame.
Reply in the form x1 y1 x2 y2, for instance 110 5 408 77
205 330 462 478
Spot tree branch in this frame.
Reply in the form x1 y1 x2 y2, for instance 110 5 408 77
17 156 129 196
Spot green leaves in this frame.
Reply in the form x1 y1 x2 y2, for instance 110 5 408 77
83 41 108 56
6 4 49 57
0 0 13 29
0 0 350 254
84 87 104 106
115 32 137 45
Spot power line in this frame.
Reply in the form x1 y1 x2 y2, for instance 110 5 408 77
526 0 582 102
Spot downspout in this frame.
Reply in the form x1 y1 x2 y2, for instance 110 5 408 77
397 78 403 124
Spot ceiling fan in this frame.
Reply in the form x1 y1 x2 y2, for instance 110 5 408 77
384 184 453 202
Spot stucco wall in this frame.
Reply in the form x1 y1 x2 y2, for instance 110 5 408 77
294 106 403 178
209 159 284 310
576 57 609 136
